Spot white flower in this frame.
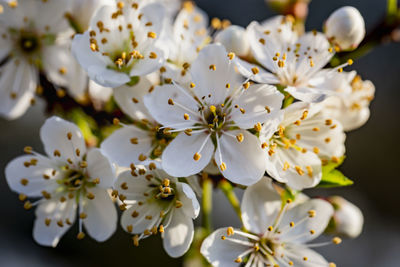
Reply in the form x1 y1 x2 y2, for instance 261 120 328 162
144 44 284 185
0 0 85 119
5 116 117 247
261 102 346 190
215 25 250 58
159 2 210 85
235 15 354 103
201 178 338 267
71 0 166 88
327 196 364 238
324 6 365 51
115 163 199 258
319 72 375 131
69 0 114 32
101 75 174 167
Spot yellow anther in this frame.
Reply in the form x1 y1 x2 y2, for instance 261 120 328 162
24 201 32 210
77 232 85 240
295 166 304 176
190 82 195 88
332 237 342 245
301 110 308 120
268 226 273 231
220 162 227 171
193 153 201 161
221 235 226 240
310 229 316 235
227 52 235 60
149 52 157 59
159 224 164 233
20 178 29 186
347 59 354 65
259 38 265 44
308 210 316 218
234 257 242 263
133 235 139 246
236 133 244 143
254 122 262 132
183 113 190 120
211 17 222 29
225 83 231 89
227 227 234 236
338 68 343 73
19 194 27 202
209 64 216 71
176 200 183 208
306 166 313 178
147 32 156 38
209 105 216 113
243 82 250 89
289 221 295 227
251 67 259 75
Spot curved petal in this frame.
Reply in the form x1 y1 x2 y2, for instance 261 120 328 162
282 244 329 267
163 208 194 258
242 177 281 234
190 44 243 105
130 47 165 77
100 125 152 167
285 86 330 103
0 59 37 120
40 116 86 163
176 182 200 219
82 187 117 242
231 84 284 129
266 148 322 190
5 155 58 197
233 57 279 84
215 130 265 186
144 83 199 128
162 132 214 177
113 76 155 121
86 148 116 188
33 197 77 247
278 199 334 244
200 227 249 267
121 201 164 234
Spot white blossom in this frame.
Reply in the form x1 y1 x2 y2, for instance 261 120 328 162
5 116 117 247
0 0 84 119
324 6 365 51
71 0 166 88
319 71 375 131
144 44 284 185
115 163 199 258
261 102 346 190
201 178 338 267
235 15 355 103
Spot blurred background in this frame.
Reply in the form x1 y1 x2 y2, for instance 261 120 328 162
0 0 399 266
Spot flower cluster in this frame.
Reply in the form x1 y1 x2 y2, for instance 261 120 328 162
2 0 377 266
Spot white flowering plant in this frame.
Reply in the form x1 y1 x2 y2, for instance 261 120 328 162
2 0 399 266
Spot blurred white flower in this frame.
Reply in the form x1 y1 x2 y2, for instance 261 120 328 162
158 1 210 85
0 0 86 119
319 72 375 131
69 0 114 32
101 75 175 167
201 178 338 267
144 44 284 186
327 196 364 238
5 116 117 247
215 25 250 57
324 6 365 51
115 163 199 258
71 0 166 88
236 15 354 103
261 102 346 190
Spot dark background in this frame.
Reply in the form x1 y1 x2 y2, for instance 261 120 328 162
0 0 399 266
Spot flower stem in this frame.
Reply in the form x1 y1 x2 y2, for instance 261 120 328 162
202 174 213 234
219 180 242 223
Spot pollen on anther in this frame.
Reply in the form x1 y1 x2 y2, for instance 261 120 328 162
193 153 201 161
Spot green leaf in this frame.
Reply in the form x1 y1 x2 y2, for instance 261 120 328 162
318 169 354 188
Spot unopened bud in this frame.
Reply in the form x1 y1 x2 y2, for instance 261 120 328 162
324 6 365 51
215 25 250 57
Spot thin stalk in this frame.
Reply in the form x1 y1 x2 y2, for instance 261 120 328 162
202 175 213 234
219 180 242 223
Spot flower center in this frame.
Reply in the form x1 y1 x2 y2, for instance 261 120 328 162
203 105 226 131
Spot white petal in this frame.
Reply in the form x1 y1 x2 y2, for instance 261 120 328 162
86 148 116 188
115 170 152 200
40 116 86 162
266 148 322 190
88 80 113 103
200 228 249 267
163 208 194 258
82 187 117 242
231 84 284 129
42 44 87 100
234 57 279 84
285 86 330 103
162 132 214 177
0 26 11 61
129 46 165 77
0 59 37 120
279 199 334 243
144 83 199 128
33 198 77 247
215 130 265 185
190 44 243 105
5 155 58 197
241 177 281 234
176 182 200 219
100 125 152 167
113 76 155 121
121 202 164 234
281 244 329 267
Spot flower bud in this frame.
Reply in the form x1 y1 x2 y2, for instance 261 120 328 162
327 196 364 238
214 25 250 57
324 6 365 51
